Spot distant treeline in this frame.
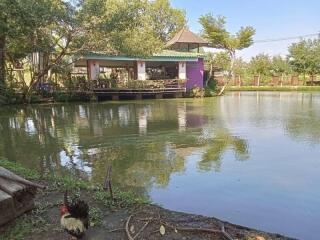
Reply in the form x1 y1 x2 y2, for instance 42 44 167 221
205 38 320 86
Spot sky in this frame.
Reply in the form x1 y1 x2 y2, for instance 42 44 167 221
170 0 320 61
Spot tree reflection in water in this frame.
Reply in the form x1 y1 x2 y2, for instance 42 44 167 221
0 100 249 197
198 130 249 172
284 93 320 144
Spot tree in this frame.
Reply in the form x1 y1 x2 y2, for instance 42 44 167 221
148 0 186 42
249 54 271 86
288 39 320 82
1 0 186 102
0 0 36 85
84 0 163 56
233 58 247 86
270 56 291 85
204 51 231 87
0 0 79 100
199 14 255 94
80 0 185 57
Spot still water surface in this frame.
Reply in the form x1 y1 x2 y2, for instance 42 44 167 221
0 92 319 239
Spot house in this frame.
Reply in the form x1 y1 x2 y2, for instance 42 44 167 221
73 28 208 99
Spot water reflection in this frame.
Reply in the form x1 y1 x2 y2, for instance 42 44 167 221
0 100 249 193
284 93 320 144
2 93 320 239
198 130 249 171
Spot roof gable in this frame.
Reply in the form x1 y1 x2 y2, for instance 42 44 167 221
166 28 208 47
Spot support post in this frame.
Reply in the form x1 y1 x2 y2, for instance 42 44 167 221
178 62 186 80
155 93 163 99
175 92 183 98
137 61 146 80
88 60 100 80
135 93 142 100
112 94 119 101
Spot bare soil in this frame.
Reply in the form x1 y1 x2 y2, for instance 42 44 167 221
0 187 295 240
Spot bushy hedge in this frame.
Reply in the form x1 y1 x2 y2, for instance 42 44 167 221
0 84 24 105
53 91 93 102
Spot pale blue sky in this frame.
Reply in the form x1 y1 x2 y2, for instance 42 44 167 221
170 0 320 60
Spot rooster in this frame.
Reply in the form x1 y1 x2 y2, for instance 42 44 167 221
60 191 89 239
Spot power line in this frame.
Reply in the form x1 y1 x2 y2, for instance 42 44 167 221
254 33 319 43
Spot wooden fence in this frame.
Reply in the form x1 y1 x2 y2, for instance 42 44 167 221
214 75 320 87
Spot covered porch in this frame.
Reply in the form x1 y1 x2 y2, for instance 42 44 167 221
73 50 204 94
70 28 206 100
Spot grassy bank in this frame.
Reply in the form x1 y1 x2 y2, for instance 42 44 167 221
226 86 320 92
0 159 147 240
0 159 293 240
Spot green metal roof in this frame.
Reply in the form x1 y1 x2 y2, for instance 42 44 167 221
81 50 204 62
154 50 204 58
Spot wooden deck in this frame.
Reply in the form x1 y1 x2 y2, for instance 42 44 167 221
0 167 43 226
92 87 186 100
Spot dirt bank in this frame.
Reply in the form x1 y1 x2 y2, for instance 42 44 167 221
0 185 295 240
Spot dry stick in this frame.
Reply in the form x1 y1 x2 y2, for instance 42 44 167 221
104 165 114 201
150 229 160 234
108 228 125 233
160 219 234 240
163 222 223 234
132 221 149 239
221 223 234 240
129 214 234 240
125 215 134 240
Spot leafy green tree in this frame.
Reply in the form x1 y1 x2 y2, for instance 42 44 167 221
0 0 78 100
1 0 186 102
0 0 38 84
288 39 320 82
80 0 185 57
204 51 231 87
199 14 255 94
233 58 247 86
249 54 271 86
270 56 291 85
85 0 162 56
205 51 230 75
149 0 186 42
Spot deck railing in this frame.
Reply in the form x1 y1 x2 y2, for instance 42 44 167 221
91 79 187 90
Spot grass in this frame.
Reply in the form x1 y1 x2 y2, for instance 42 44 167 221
226 86 320 92
0 159 149 239
94 186 148 210
89 207 103 227
0 159 147 207
0 159 40 180
0 216 35 240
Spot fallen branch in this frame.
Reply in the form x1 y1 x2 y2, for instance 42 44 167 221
126 212 233 240
161 220 234 240
125 215 134 240
104 165 114 201
162 221 222 234
108 228 125 233
133 221 149 239
221 223 234 240
218 80 230 96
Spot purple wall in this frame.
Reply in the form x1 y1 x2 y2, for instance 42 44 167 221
186 58 204 90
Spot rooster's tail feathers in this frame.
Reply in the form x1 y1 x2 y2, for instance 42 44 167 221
64 190 69 206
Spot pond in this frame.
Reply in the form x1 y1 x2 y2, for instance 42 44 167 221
0 92 320 239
